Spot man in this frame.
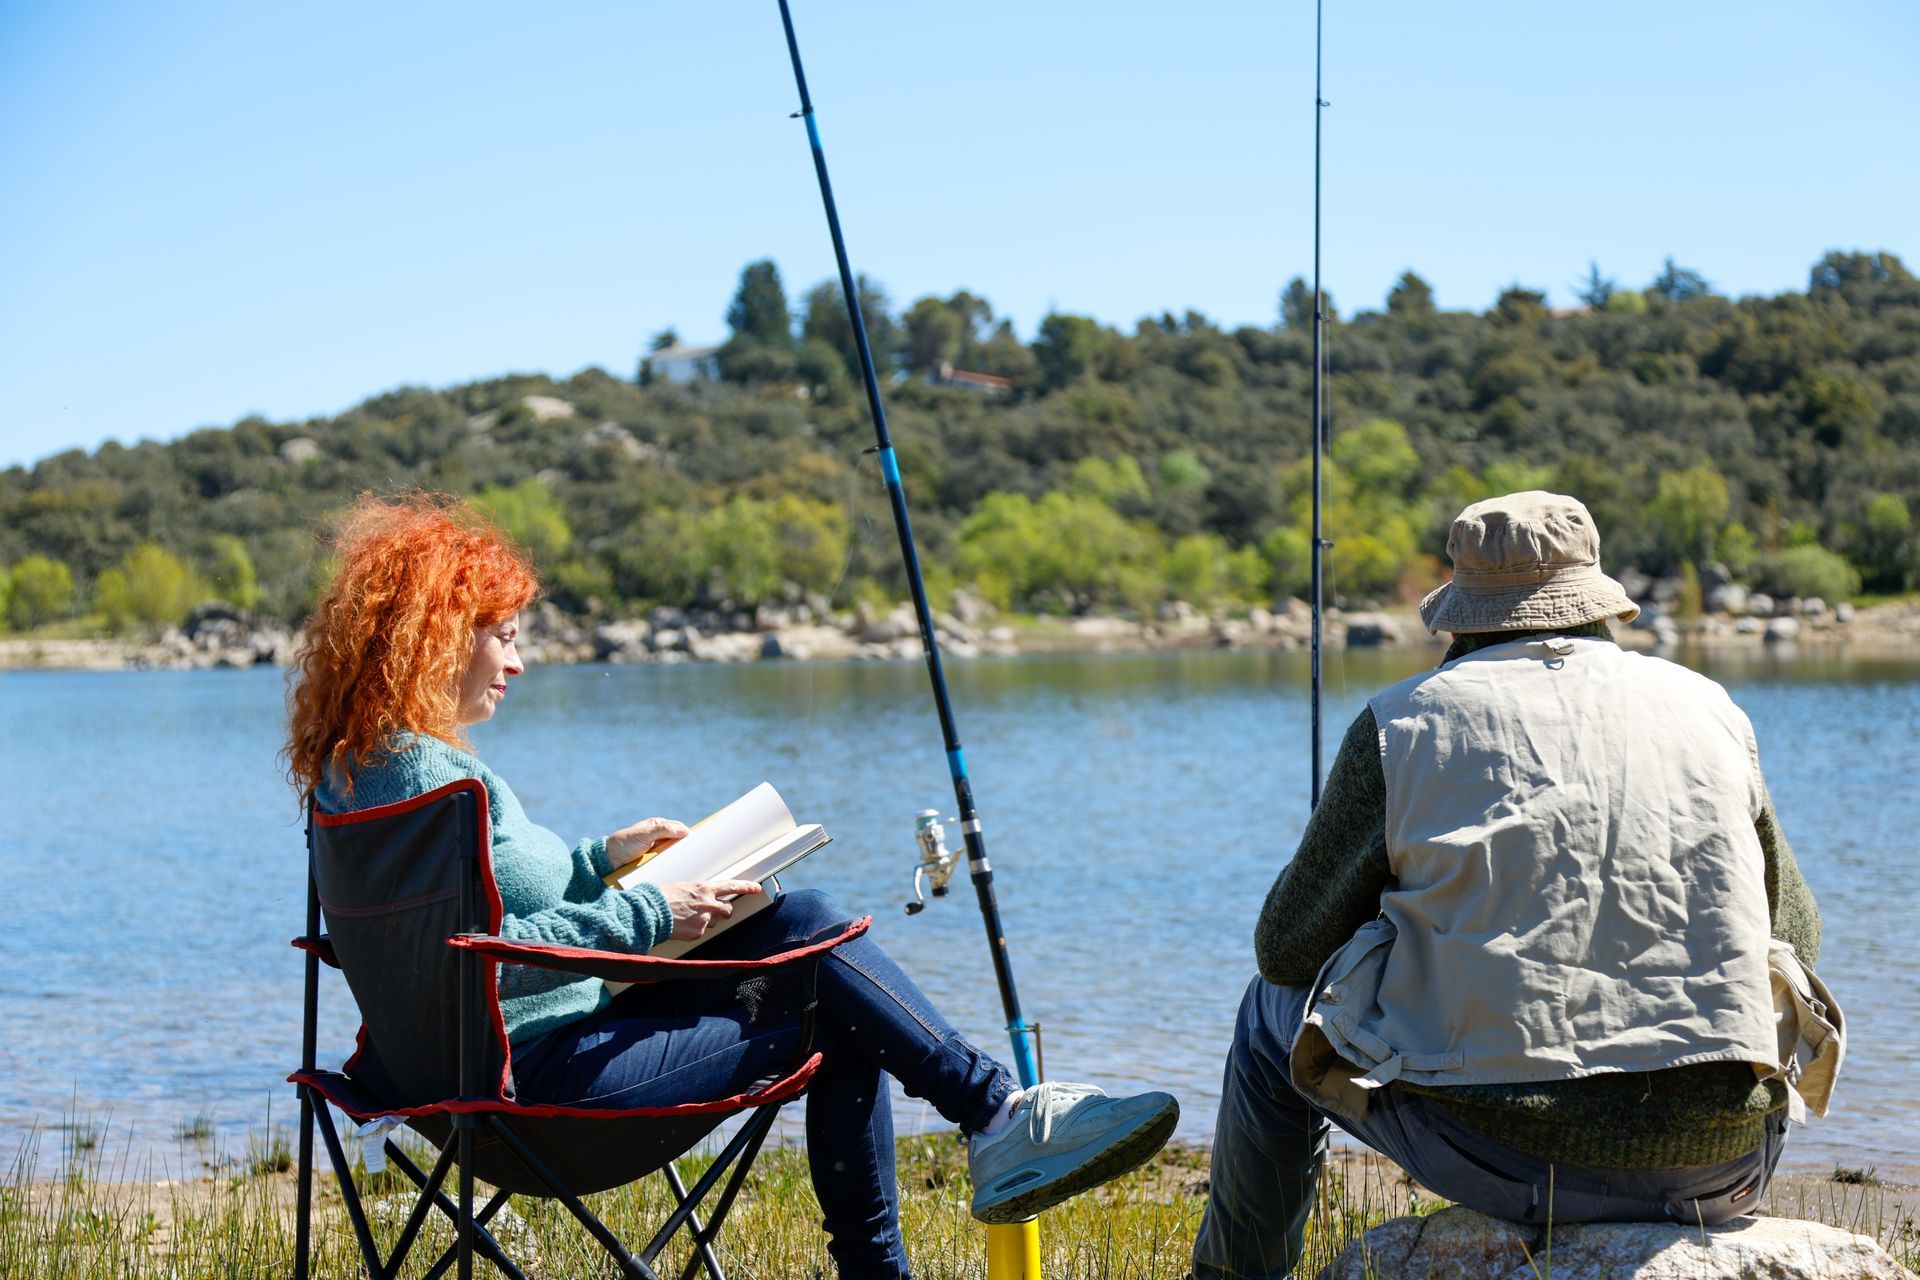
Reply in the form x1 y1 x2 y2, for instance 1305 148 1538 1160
1192 491 1844 1279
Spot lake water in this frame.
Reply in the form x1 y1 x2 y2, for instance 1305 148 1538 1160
3 647 1916 1180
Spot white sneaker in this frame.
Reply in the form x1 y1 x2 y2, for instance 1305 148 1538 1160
967 1082 1179 1224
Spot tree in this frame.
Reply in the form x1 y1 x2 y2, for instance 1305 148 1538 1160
95 543 202 631
725 260 792 347
1575 261 1615 310
1280 277 1336 330
649 328 681 351
1493 287 1547 326
1649 256 1711 303
207 534 261 610
7 555 74 628
1386 271 1434 319
1032 313 1108 390
801 275 899 377
1854 492 1915 591
1648 464 1731 568
1068 455 1149 508
475 477 573 568
1810 250 1914 300
958 490 1163 613
903 296 965 375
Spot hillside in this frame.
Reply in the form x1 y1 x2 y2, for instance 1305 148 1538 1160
2 250 1916 633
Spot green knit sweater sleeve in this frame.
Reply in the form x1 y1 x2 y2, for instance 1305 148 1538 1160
1253 705 1393 986
1757 777 1820 966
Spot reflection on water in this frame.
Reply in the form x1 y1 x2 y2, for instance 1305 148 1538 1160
2 642 1914 1178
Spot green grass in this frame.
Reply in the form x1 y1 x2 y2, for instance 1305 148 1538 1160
3 1118 1914 1279
0 1118 1412 1280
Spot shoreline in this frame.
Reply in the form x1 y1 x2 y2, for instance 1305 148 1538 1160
2 598 1917 673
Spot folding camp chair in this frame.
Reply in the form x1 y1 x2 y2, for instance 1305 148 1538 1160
289 778 870 1280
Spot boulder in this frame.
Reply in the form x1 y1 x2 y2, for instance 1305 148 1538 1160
949 587 994 626
520 394 576 421
1800 597 1828 617
1343 611 1401 648
1836 601 1856 623
687 632 758 662
279 436 321 465
1707 582 1751 616
593 620 652 662
1748 593 1776 618
1317 1206 1917 1280
1765 616 1801 644
861 603 920 644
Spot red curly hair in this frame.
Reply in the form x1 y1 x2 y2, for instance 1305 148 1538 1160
285 492 540 803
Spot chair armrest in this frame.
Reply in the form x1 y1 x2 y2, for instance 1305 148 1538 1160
446 915 870 983
291 935 340 968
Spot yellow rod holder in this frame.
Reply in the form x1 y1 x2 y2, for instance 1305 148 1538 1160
987 1218 1041 1280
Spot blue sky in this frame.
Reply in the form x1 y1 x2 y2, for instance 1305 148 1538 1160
2 0 1914 468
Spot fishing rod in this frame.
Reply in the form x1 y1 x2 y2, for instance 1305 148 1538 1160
773 0 1042 1094
1309 0 1330 808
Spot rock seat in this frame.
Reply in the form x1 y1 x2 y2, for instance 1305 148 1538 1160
1317 1205 1917 1279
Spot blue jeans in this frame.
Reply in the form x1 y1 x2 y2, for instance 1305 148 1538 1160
1192 976 1790 1280
512 889 1016 1279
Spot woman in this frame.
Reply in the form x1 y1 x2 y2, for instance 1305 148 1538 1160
285 493 1177 1278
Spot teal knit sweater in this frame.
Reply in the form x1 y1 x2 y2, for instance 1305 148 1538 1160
317 733 674 1046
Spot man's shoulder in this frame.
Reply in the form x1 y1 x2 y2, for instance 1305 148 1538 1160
1611 648 1747 715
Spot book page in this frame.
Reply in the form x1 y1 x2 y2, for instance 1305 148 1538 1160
611 782 795 890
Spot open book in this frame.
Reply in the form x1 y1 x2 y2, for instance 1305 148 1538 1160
603 782 829 961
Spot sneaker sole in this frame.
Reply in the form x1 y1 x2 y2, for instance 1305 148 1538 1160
972 1095 1180 1224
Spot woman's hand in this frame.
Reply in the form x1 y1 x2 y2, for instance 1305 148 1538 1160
660 880 765 942
606 817 691 868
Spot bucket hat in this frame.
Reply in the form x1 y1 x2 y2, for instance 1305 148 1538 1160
1418 491 1639 634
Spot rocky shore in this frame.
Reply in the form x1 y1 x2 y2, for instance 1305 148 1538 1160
2 589 1917 672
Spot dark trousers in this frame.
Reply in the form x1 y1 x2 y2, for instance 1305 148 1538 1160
1192 976 1790 1279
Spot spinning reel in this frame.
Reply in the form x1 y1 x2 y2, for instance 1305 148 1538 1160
905 809 962 915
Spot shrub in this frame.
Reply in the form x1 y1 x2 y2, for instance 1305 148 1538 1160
8 556 75 629
1757 545 1861 602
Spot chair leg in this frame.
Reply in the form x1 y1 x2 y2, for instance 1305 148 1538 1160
380 1137 457 1276
663 1163 725 1280
415 1190 523 1280
481 1115 662 1280
313 1101 392 1280
294 1085 317 1280
672 1106 783 1280
644 1104 782 1278
383 1139 528 1280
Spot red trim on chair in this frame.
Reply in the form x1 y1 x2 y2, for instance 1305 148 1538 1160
342 1023 371 1076
290 936 339 968
312 776 489 827
447 916 872 980
290 1051 823 1122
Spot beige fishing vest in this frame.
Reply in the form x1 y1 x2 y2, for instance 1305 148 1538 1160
1290 637 1844 1126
